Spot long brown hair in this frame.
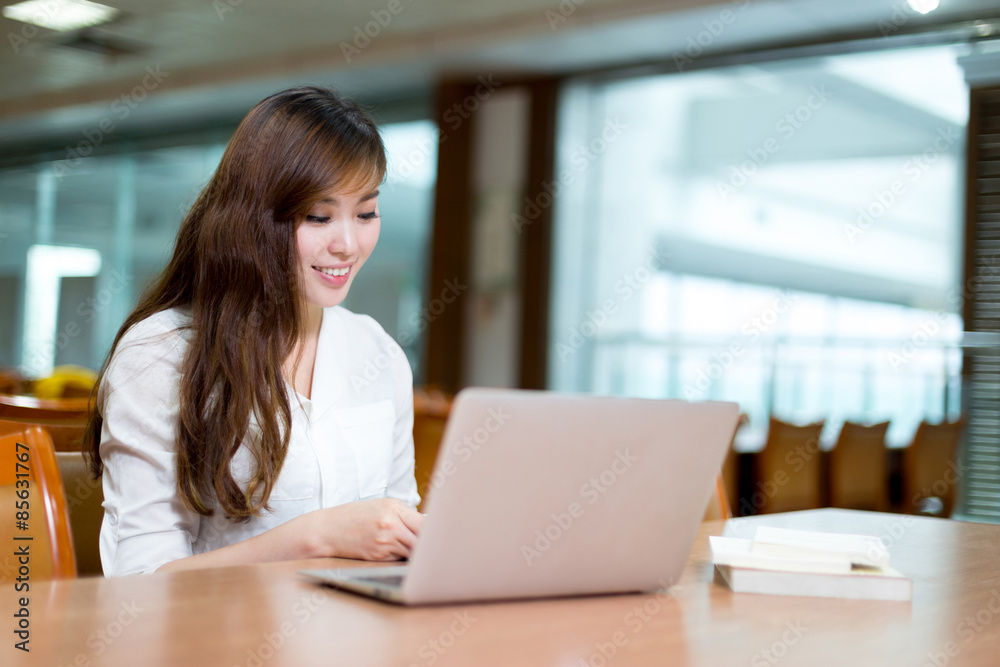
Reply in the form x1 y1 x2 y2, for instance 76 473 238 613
84 86 386 520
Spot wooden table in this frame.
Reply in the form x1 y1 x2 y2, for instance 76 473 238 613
10 509 1000 666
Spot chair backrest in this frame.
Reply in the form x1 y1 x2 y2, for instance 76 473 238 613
702 476 731 521
903 419 964 516
829 420 890 511
703 412 747 521
0 420 77 581
412 387 453 513
756 417 825 514
55 452 105 576
0 415 87 452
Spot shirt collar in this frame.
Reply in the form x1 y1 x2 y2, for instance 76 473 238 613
308 307 347 420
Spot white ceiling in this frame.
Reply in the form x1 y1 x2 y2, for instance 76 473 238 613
0 0 999 147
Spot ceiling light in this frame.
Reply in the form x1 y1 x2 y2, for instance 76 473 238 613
2 0 119 32
907 0 939 14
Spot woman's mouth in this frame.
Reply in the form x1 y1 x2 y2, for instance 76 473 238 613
313 265 351 285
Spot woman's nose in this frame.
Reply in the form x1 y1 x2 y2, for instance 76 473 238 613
326 218 357 256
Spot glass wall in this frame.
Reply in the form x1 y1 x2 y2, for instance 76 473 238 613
549 44 968 449
0 119 438 381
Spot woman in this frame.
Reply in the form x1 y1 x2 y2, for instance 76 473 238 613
84 86 423 576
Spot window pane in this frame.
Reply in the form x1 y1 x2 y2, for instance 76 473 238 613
550 44 967 452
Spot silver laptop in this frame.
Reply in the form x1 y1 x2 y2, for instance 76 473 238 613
301 388 739 605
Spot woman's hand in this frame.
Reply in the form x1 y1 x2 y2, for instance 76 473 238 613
156 498 423 572
305 498 424 561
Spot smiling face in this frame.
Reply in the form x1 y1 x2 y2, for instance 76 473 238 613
295 185 381 314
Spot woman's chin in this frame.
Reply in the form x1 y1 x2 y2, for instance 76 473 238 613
306 291 350 310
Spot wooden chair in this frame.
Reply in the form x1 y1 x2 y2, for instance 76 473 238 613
755 417 825 514
703 412 747 520
829 420 890 511
412 386 453 513
0 415 86 452
0 421 77 581
55 451 105 576
0 395 90 454
902 419 964 517
702 476 732 521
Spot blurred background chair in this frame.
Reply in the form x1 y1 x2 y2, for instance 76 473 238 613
722 413 749 515
755 417 825 514
704 412 747 520
902 418 964 517
702 476 732 521
0 421 77 581
412 386 453 512
0 415 86 452
829 420 890 511
55 451 104 576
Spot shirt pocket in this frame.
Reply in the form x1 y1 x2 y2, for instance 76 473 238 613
333 400 395 500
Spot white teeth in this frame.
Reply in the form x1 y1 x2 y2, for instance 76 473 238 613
318 267 349 277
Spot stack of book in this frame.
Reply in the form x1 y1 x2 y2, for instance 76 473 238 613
710 527 912 601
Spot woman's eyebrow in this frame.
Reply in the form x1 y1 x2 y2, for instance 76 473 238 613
319 189 380 205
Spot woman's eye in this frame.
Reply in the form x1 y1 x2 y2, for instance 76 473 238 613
359 211 379 221
306 215 330 223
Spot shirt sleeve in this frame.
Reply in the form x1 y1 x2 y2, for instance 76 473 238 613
99 317 201 576
386 337 421 508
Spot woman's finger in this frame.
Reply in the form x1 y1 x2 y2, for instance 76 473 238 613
395 522 418 551
397 506 424 536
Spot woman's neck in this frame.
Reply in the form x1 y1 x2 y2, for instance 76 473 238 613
302 303 323 341
285 304 323 400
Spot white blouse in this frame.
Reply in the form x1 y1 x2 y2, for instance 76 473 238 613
98 306 419 576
